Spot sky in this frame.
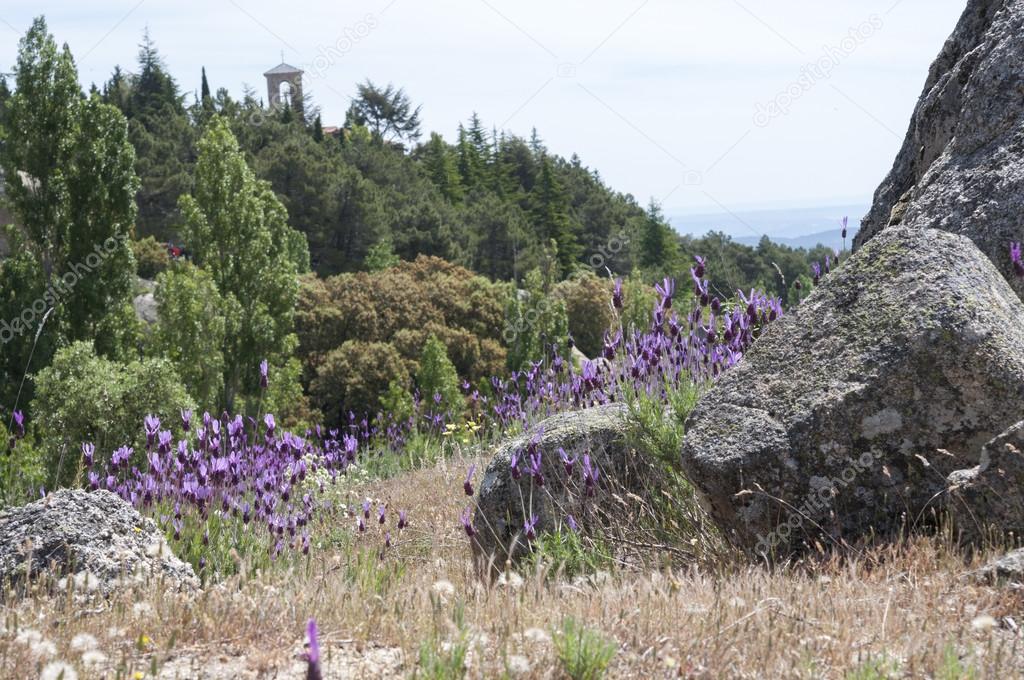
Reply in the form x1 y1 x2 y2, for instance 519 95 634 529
0 0 968 227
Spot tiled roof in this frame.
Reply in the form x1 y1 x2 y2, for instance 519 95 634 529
263 62 303 76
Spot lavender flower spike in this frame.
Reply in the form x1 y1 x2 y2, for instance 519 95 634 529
1011 242 1024 277
306 618 322 680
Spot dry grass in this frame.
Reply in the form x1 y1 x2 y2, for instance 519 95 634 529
2 454 1023 679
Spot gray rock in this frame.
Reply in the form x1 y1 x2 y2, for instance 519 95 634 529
472 403 647 568
856 0 1024 297
948 420 1024 545
0 489 198 595
133 292 158 325
974 548 1024 586
680 227 1024 557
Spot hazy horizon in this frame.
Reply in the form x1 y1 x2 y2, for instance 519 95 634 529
1 1 967 229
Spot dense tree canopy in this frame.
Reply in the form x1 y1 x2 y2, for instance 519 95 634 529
0 17 845 477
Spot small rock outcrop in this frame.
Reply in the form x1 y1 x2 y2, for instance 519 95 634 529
974 548 1024 586
0 489 198 594
472 403 650 568
855 0 1024 297
948 420 1024 545
680 227 1024 557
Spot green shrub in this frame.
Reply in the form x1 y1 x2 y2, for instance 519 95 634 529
364 237 400 271
310 340 409 424
0 423 46 507
526 528 613 580
417 335 463 417
554 272 614 359
296 256 509 425
132 236 170 279
31 341 195 486
505 267 570 371
553 617 617 680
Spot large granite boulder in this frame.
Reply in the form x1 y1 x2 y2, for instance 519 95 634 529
948 419 1024 545
855 0 1024 297
472 403 651 569
680 227 1024 557
0 489 198 595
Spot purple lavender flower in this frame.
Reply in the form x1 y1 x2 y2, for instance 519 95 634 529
378 504 386 525
81 443 95 468
362 500 371 519
811 262 822 285
144 415 160 447
264 413 276 435
529 451 544 487
260 359 269 390
559 447 575 476
582 453 600 497
461 508 475 538
510 449 522 480
12 410 24 438
840 216 848 240
397 510 408 531
1012 242 1024 277
612 278 624 310
693 255 706 278
306 618 322 680
524 514 539 541
566 514 579 532
464 464 476 496
655 277 676 309
180 409 192 432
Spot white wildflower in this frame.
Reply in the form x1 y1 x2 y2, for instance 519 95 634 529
431 580 455 599
70 633 99 652
15 628 43 645
972 615 998 632
81 650 108 668
132 601 154 618
40 661 78 680
30 639 57 658
507 654 531 675
522 628 551 646
497 571 524 590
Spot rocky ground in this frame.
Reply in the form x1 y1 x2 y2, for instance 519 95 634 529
1 458 1023 679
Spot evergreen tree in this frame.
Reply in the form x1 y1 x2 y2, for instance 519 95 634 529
199 66 214 118
312 113 324 142
530 155 581 276
420 132 462 203
133 28 181 115
347 80 421 145
638 198 680 272
455 123 483 192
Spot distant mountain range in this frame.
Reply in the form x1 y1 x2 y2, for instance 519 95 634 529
670 202 869 252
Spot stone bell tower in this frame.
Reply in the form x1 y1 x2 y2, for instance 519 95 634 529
263 59 304 111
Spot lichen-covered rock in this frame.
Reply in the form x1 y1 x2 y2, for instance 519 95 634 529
0 489 198 595
472 403 647 568
974 548 1024 586
948 420 1024 545
856 0 1024 298
680 227 1024 557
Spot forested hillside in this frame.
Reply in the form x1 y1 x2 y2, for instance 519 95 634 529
0 20 839 500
